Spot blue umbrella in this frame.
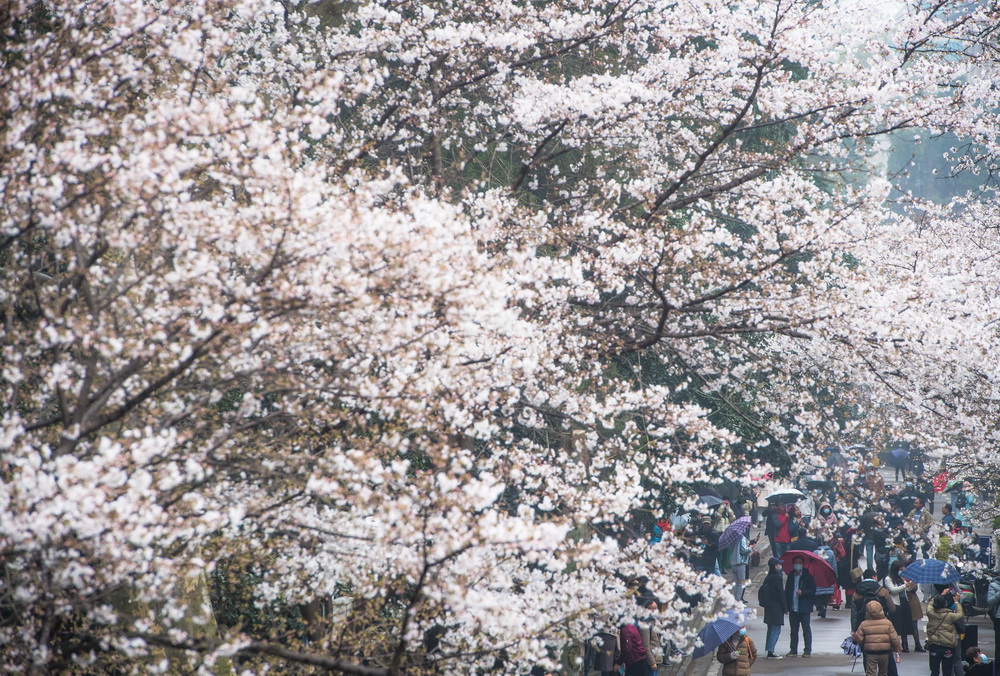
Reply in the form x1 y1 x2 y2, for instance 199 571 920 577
890 447 910 459
692 609 747 659
900 558 960 585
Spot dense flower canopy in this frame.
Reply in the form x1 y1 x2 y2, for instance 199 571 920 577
2 0 1000 673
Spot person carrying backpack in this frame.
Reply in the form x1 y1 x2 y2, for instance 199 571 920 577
852 569 894 632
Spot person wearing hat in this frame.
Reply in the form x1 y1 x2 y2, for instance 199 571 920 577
757 557 788 658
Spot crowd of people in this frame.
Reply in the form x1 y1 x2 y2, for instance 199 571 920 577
541 452 996 676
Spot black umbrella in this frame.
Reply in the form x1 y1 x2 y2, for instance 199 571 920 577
696 488 724 499
696 495 724 508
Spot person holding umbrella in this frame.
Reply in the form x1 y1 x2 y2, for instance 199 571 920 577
715 625 757 676
720 517 755 603
769 504 796 558
758 557 787 659
784 554 816 657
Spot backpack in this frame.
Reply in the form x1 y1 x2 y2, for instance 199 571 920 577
619 624 647 666
860 588 893 616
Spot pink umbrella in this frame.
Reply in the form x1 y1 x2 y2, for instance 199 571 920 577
779 550 837 588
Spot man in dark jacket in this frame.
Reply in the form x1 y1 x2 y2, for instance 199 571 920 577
788 526 820 553
852 569 892 632
758 557 788 658
784 554 816 657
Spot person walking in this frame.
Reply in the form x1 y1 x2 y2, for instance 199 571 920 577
784 554 816 657
882 560 923 652
852 600 902 676
924 591 965 676
853 569 895 632
730 531 755 603
757 557 787 659
618 622 648 676
716 626 757 676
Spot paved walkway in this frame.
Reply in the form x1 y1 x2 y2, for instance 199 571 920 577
683 518 998 676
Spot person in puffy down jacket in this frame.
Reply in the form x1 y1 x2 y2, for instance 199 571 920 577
852 600 901 676
716 627 757 676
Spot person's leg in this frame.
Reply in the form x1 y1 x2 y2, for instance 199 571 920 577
865 540 875 569
732 564 746 601
912 620 923 651
774 541 788 557
801 612 812 654
941 650 954 676
864 653 878 676
928 645 942 676
787 612 800 654
765 624 780 654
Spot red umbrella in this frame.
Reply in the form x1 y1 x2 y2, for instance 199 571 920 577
779 550 837 588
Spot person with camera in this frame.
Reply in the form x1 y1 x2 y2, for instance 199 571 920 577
925 591 965 676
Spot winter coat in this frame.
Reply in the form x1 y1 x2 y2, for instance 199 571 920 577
852 601 902 654
639 622 663 666
716 635 757 676
785 569 816 614
771 510 792 544
924 601 964 648
906 507 933 534
593 630 618 671
758 569 787 626
816 502 838 541
852 579 894 631
713 503 736 533
882 575 908 608
789 535 820 552
906 580 923 621
619 623 647 666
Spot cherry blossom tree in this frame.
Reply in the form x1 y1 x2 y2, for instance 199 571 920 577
3 0 1000 673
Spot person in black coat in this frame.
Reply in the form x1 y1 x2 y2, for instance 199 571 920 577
784 554 816 656
758 558 788 658
788 526 820 554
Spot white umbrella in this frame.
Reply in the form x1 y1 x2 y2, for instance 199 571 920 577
764 487 805 502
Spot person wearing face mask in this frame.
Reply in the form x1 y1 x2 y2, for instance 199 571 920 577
784 555 816 657
715 626 757 676
817 501 839 543
758 557 787 658
963 646 991 676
